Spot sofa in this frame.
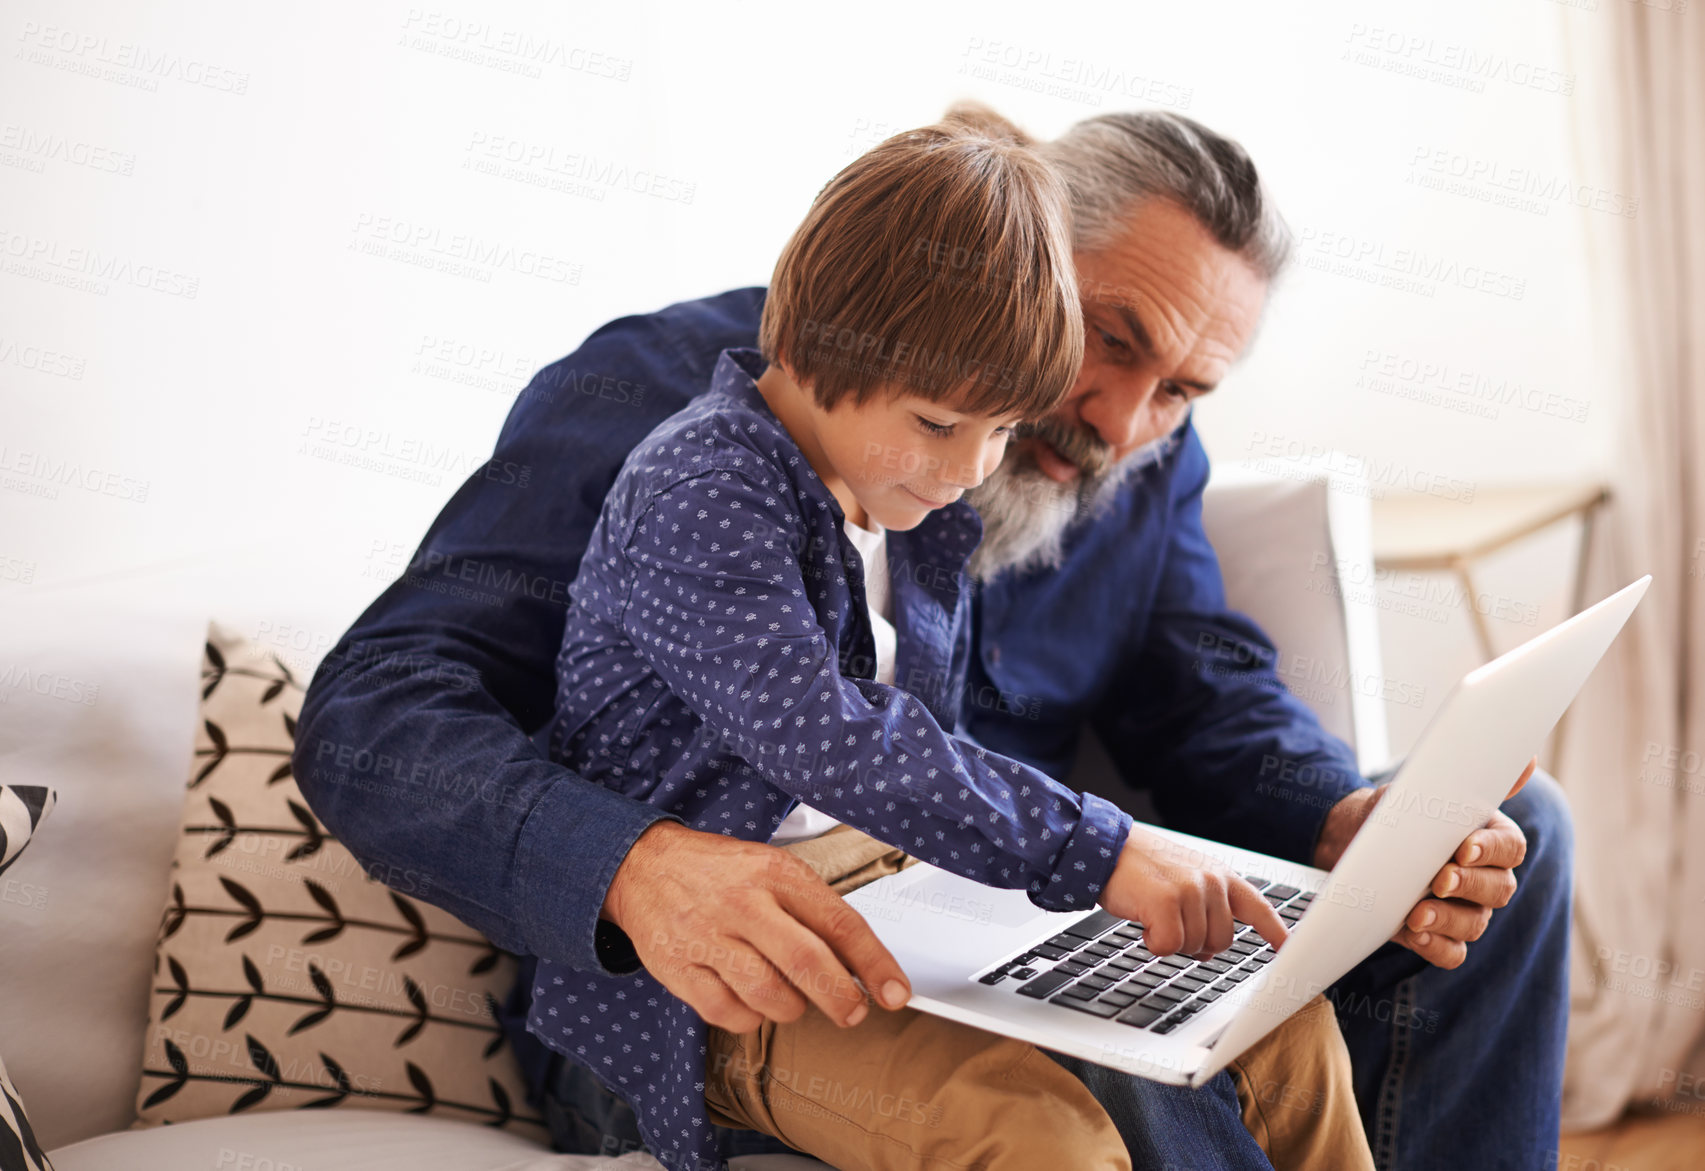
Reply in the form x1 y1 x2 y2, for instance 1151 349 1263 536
0 460 1387 1170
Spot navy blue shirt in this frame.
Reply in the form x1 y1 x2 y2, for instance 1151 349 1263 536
294 288 1370 1167
532 347 1130 1168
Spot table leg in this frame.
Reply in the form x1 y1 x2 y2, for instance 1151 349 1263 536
1548 495 1607 768
1455 557 1496 663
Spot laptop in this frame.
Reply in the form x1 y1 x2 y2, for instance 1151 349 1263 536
842 576 1650 1088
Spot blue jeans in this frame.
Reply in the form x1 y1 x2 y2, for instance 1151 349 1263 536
531 771 1573 1170
1327 770 1573 1170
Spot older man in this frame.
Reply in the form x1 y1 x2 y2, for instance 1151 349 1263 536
296 108 1569 1170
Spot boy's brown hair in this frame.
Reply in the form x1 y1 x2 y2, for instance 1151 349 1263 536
758 105 1082 421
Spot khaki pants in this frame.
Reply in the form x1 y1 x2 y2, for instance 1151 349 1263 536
703 824 1374 1170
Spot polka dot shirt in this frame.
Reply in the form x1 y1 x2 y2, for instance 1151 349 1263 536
529 347 1132 1170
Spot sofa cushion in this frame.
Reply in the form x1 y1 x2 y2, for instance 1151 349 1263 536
48 1110 831 1171
0 786 55 877
133 624 545 1139
0 586 208 1151
1200 462 1390 774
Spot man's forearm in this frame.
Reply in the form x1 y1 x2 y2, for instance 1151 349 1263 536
1312 786 1383 871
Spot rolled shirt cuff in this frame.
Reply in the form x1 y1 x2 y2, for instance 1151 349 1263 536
514 771 685 975
1026 791 1133 912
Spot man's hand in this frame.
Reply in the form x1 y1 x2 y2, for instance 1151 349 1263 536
1099 824 1290 960
601 821 912 1034
1314 758 1536 969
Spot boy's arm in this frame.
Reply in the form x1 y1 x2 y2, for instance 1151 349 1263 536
619 467 1134 912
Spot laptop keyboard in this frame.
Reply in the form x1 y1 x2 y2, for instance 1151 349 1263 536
974 876 1313 1034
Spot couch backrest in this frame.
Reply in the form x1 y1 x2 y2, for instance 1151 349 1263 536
0 587 208 1148
1203 462 1390 773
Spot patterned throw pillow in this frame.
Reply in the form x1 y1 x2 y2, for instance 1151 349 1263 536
0 786 55 1170
134 623 546 1138
0 785 55 876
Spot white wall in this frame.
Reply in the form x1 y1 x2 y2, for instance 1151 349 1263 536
1 0 1621 746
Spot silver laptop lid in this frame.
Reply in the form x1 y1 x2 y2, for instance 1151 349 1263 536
1195 575 1650 1084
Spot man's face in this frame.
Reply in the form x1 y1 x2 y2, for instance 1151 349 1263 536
966 198 1271 578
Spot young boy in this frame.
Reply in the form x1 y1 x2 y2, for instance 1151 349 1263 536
542 119 1121 913
530 117 1370 1171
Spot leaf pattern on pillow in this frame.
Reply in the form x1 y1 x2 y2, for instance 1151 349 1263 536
139 1033 526 1121
0 784 56 877
136 623 544 1137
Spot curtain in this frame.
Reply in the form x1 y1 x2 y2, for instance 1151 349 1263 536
1555 4 1705 1129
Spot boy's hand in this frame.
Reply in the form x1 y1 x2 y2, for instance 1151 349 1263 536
602 820 912 1034
1098 825 1289 959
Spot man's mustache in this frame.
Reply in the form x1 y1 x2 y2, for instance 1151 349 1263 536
1014 415 1116 480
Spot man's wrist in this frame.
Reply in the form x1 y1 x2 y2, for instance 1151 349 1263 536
512 764 680 974
593 818 684 978
601 816 682 929
1313 786 1383 871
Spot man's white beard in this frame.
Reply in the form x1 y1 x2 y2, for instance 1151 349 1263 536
964 432 1175 582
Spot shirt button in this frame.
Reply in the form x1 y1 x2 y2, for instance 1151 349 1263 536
986 643 1001 666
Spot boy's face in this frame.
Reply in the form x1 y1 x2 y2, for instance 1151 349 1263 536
811 387 1023 532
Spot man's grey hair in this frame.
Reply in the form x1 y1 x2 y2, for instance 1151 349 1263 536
1040 110 1292 281
961 106 1290 582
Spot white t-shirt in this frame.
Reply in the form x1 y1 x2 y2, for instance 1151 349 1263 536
768 515 896 844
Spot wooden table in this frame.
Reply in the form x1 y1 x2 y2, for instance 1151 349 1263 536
1372 480 1610 764
1371 481 1611 662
